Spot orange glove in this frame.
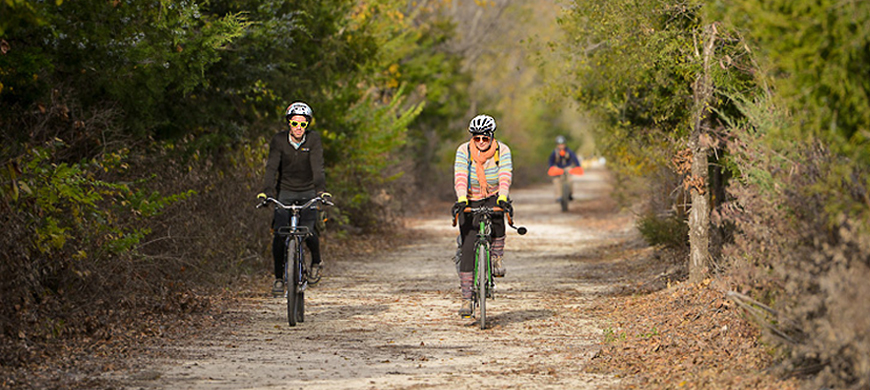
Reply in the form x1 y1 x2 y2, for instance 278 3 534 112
569 166 584 176
547 166 564 177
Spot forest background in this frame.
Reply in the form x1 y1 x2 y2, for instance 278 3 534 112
1 0 868 389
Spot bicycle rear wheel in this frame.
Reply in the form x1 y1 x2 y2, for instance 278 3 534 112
286 239 301 326
477 243 488 330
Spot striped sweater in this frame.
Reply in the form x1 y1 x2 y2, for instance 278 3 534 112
454 141 513 201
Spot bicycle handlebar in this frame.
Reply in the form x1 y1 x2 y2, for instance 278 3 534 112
257 196 334 211
451 205 527 235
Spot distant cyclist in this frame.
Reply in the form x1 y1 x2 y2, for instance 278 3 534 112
548 135 581 203
452 114 513 317
258 102 331 297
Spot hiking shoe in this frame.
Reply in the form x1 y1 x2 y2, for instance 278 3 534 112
493 256 506 277
308 263 323 284
459 300 473 318
271 279 284 297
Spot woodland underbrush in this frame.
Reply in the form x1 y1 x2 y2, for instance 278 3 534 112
602 139 870 389
721 139 870 389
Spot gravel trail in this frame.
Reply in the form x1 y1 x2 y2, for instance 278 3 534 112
125 168 632 390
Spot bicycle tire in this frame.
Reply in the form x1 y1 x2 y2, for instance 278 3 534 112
297 242 306 323
287 239 300 327
477 242 488 330
561 177 570 212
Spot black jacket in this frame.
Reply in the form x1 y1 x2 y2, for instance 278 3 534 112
262 130 326 196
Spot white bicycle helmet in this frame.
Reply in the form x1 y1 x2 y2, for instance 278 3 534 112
555 135 566 144
284 102 313 121
468 114 497 137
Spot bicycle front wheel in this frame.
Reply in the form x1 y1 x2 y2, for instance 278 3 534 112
286 239 301 326
560 177 570 212
477 243 488 330
297 242 306 323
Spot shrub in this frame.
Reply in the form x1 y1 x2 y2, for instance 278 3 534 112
724 127 870 389
636 211 689 250
0 140 193 362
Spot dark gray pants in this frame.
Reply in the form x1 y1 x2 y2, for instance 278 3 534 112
457 196 505 272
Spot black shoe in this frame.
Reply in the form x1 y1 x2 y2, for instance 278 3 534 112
271 279 284 297
308 263 323 284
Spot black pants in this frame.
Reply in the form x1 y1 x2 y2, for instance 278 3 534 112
457 196 505 272
272 190 321 279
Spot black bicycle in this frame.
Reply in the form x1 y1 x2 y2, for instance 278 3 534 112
258 195 333 326
453 205 526 329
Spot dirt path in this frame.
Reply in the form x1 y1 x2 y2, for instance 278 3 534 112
123 168 635 389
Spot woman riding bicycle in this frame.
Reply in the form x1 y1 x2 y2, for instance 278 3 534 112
452 114 513 317
258 102 331 297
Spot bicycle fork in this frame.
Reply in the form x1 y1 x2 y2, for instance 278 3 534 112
288 213 309 293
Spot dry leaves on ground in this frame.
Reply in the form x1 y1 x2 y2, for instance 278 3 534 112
586 278 802 390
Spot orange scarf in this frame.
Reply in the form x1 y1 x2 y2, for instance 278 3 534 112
469 139 497 198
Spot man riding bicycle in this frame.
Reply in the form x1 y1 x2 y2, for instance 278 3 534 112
452 114 513 318
548 135 581 203
258 102 331 297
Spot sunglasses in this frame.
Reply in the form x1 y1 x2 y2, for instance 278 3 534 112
288 120 309 128
473 136 491 142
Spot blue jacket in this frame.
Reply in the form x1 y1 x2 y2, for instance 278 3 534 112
548 147 581 168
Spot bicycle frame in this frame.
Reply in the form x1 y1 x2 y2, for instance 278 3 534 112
473 211 495 305
451 202 525 330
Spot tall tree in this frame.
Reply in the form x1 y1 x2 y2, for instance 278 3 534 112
687 23 717 282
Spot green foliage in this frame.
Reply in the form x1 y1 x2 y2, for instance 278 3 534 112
3 141 193 256
559 0 701 141
0 0 248 139
637 212 689 250
711 0 870 162
710 2 870 386
603 327 628 343
558 0 754 176
0 0 471 358
0 0 49 38
328 85 425 226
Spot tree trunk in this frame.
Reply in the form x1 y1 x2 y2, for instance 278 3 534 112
688 24 717 284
